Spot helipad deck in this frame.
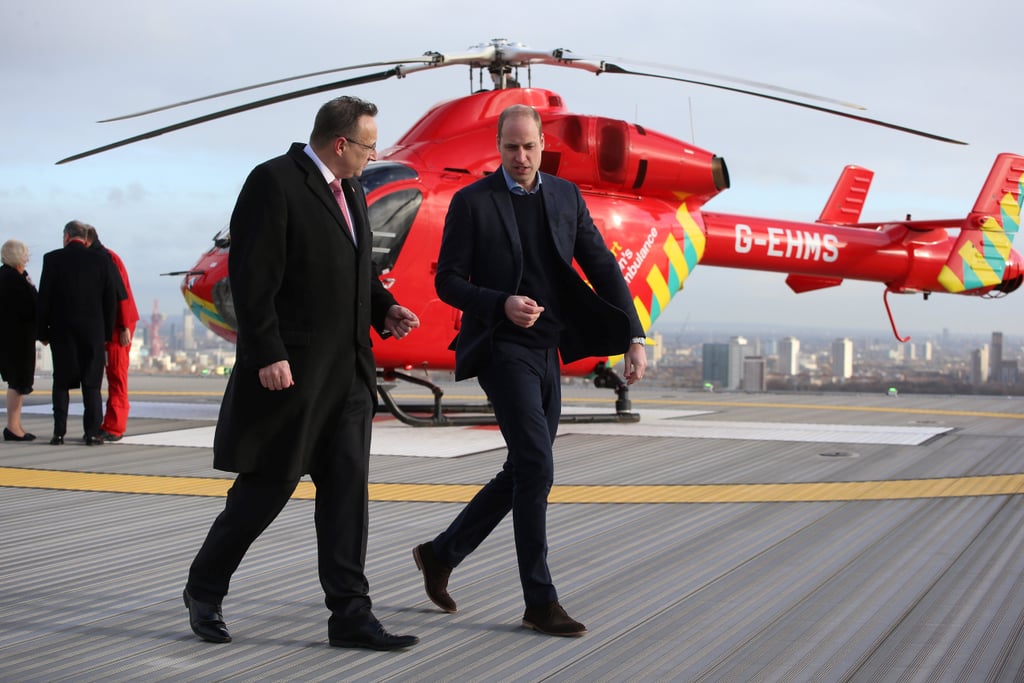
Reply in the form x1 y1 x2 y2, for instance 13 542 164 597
2 377 1023 681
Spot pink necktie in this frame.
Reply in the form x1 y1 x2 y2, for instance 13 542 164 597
329 179 357 245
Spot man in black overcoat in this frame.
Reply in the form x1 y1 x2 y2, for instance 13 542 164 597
183 96 421 651
36 220 117 445
412 104 647 637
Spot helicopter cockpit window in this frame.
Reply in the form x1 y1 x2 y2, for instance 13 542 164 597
368 188 422 272
358 161 419 194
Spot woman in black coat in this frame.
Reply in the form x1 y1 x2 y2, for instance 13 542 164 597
0 239 38 441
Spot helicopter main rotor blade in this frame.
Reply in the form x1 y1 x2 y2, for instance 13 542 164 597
57 68 400 164
594 56 866 111
601 63 966 145
98 57 441 122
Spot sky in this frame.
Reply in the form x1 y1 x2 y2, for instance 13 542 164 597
2 0 1022 341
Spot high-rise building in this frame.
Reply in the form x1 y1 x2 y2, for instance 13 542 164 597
778 337 800 376
970 345 990 385
651 332 664 367
832 338 854 379
728 336 750 390
702 343 729 389
182 308 196 351
990 332 1003 382
742 356 766 392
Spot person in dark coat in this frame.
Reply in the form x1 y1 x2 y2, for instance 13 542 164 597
412 104 647 637
183 95 421 651
0 239 38 441
36 221 117 445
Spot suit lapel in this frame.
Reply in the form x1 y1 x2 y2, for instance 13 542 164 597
290 144 359 248
341 179 366 249
539 173 574 264
488 172 523 272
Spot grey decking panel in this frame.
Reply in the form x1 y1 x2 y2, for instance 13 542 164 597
2 389 1023 681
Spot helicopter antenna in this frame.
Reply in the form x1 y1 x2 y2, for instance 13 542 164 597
689 97 696 144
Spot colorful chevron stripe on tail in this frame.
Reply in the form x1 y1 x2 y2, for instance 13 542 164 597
938 153 1024 293
630 198 706 331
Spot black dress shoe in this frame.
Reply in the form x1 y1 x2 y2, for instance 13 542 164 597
49 435 64 445
413 542 456 612
98 430 123 442
329 619 419 650
84 435 105 446
4 428 36 442
183 588 231 643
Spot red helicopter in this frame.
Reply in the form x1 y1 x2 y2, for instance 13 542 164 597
59 39 1024 425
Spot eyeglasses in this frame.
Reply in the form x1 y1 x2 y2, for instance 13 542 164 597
343 136 377 152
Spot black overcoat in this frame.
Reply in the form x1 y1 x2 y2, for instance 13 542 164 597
435 170 645 380
0 264 38 388
36 241 116 387
212 143 396 478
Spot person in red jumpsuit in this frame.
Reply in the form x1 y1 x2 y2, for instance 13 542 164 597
87 227 139 442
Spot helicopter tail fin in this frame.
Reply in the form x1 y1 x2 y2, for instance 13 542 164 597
818 165 874 224
937 153 1024 293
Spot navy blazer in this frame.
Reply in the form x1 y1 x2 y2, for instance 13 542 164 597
436 169 644 380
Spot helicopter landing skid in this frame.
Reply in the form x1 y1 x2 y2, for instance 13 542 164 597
375 366 640 427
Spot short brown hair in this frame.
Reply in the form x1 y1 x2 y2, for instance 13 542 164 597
310 96 378 148
497 104 543 141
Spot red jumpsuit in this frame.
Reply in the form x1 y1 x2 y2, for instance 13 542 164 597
101 249 139 438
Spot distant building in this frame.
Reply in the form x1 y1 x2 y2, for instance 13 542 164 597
650 332 664 368
778 337 800 376
742 356 766 392
998 361 1020 385
183 309 196 351
970 345 990 385
832 338 854 379
728 336 750 390
35 342 51 374
990 332 1003 382
702 343 729 389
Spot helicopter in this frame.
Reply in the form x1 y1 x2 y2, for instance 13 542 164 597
58 39 1024 425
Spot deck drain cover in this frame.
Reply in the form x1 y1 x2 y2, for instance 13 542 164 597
820 450 858 458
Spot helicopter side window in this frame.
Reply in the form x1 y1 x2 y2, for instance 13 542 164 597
358 161 419 194
369 188 423 272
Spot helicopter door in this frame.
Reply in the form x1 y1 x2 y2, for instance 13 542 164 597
368 188 423 273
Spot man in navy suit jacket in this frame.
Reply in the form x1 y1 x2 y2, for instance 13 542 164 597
413 104 647 637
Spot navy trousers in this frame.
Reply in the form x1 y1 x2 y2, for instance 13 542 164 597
432 342 562 607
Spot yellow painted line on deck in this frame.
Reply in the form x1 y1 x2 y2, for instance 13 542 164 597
2 467 1023 503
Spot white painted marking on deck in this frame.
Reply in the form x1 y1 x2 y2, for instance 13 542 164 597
20 403 950 455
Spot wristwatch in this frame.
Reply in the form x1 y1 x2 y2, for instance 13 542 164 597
630 337 646 345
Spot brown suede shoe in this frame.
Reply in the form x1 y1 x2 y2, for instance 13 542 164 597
522 601 586 637
412 542 456 613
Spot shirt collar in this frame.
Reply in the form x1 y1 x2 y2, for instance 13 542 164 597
304 143 337 185
501 167 542 195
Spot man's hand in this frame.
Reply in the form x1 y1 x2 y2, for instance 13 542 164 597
623 342 647 385
258 360 294 391
384 305 420 339
504 295 545 328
